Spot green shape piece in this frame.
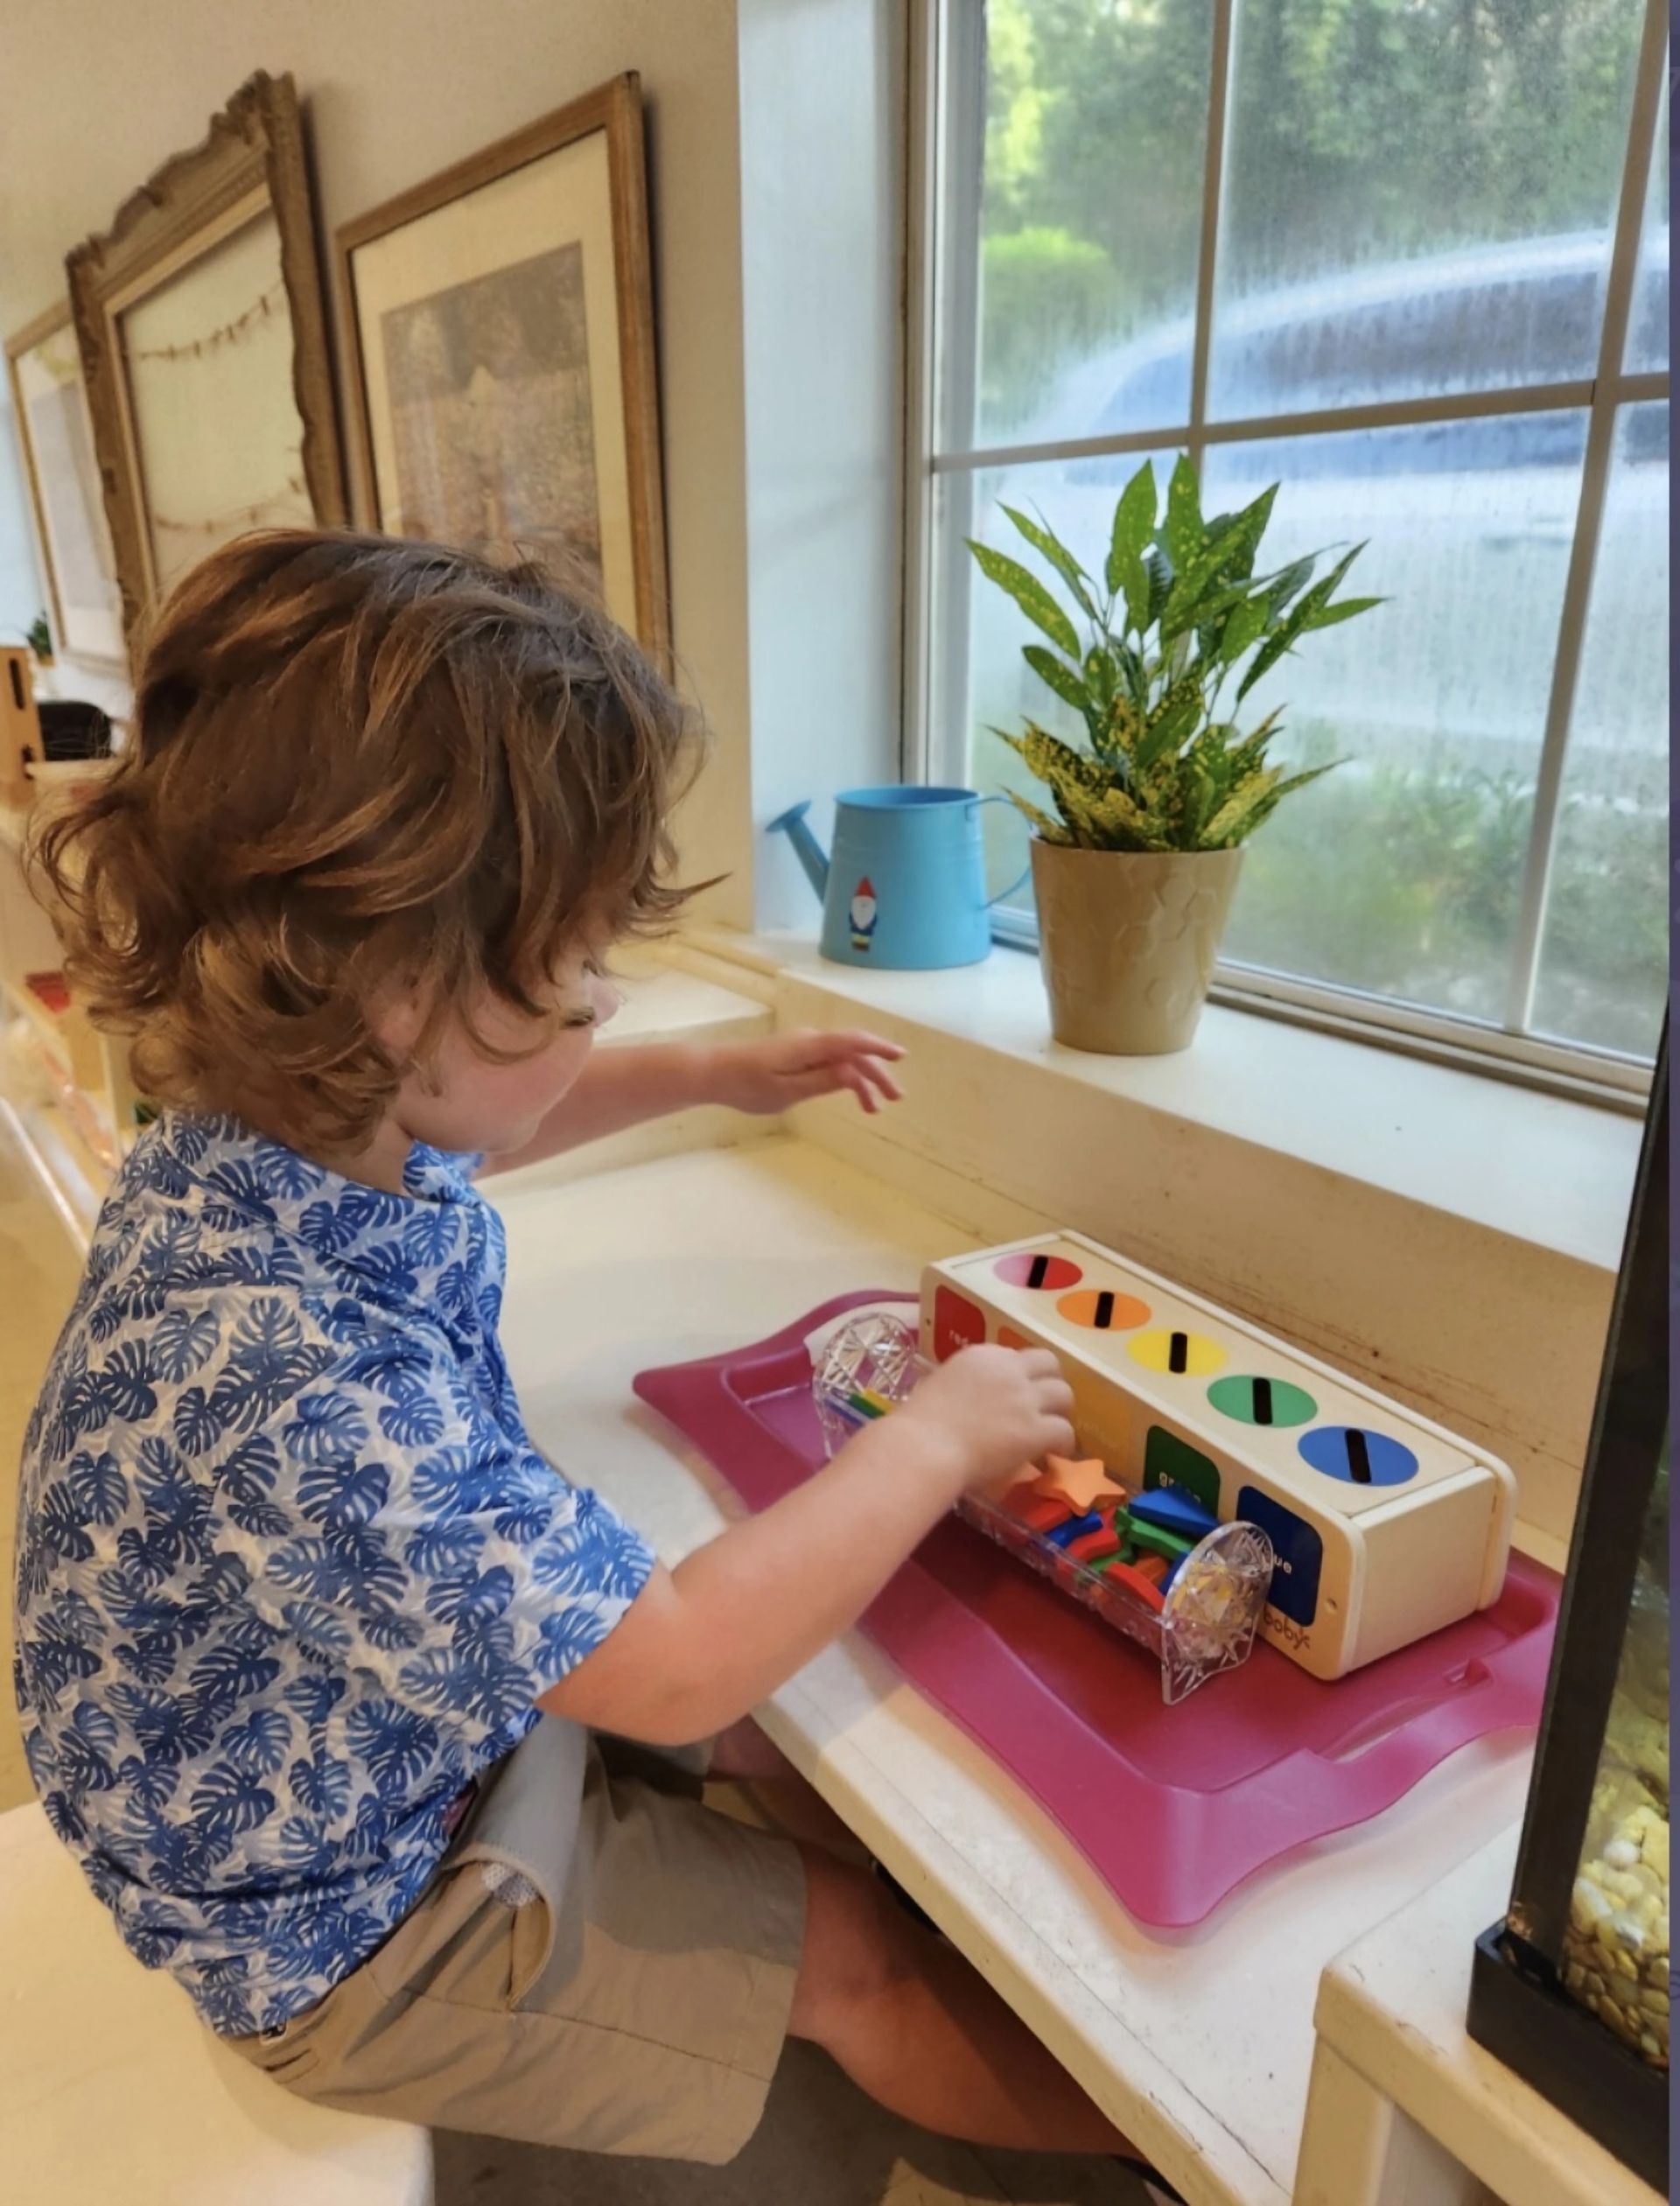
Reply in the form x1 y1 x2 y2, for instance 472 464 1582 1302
1207 1374 1318 1429
1129 1519 1194 1562
1144 1425 1222 1514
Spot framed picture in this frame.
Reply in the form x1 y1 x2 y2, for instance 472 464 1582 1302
337 74 668 662
67 70 346 655
5 300 125 669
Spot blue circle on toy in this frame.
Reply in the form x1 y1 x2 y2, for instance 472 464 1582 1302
1298 1425 1418 1487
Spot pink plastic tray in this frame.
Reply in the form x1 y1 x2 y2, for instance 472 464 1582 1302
634 1292 1558 1925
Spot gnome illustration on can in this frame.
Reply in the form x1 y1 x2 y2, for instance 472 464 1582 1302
849 876 878 954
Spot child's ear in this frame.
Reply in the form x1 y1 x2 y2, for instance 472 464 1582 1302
369 974 431 1060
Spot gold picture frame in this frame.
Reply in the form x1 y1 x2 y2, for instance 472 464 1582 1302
337 74 669 664
5 298 126 670
67 69 346 657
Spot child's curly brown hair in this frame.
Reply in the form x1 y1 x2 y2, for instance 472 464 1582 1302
30 529 704 1154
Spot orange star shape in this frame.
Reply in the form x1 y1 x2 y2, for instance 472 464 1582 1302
1039 1454 1126 1512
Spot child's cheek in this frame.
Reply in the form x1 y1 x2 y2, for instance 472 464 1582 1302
536 1025 595 1107
494 1025 594 1128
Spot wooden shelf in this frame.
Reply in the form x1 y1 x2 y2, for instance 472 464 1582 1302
2 970 104 1092
0 800 136 1211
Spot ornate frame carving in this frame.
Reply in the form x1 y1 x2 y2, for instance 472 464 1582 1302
66 70 346 658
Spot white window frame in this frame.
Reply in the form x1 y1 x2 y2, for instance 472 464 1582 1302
903 0 1670 1110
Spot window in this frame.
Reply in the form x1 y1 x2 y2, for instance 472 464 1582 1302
909 0 1670 1093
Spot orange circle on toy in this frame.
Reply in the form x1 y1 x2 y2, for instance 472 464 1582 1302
1056 1286 1151 1333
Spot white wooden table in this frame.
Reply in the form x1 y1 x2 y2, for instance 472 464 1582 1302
491 1135 1537 2206
1294 1828 1663 2206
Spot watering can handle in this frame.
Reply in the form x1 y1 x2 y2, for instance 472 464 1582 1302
973 794 1032 907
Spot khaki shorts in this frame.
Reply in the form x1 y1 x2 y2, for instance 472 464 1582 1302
228 1717 807 2164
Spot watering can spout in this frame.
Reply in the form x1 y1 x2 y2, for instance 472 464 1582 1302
767 800 830 900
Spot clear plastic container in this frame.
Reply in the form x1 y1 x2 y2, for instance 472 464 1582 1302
813 1312 1275 1705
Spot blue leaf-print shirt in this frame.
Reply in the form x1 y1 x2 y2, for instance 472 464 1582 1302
13 1110 654 2036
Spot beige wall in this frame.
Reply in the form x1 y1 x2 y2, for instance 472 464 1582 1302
0 0 756 915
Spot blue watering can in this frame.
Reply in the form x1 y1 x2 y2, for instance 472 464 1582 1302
767 785 1030 970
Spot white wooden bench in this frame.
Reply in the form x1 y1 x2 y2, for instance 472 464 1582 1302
2 1802 432 2204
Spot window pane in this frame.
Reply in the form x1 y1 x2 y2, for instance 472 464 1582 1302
962 0 1214 449
1205 417 1587 1023
1532 405 1669 1059
1627 81 1670 373
1211 0 1648 417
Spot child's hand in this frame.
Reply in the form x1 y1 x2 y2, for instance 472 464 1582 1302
896 1345 1074 1495
709 1029 906 1116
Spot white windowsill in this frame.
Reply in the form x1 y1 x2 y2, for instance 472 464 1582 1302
663 923 1643 1566
679 928 1641 1271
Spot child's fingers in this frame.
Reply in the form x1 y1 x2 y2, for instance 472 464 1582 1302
841 1055 906 1110
783 1061 878 1112
783 1052 903 1112
802 1029 905 1068
850 1056 904 1106
840 1066 881 1114
838 1028 905 1061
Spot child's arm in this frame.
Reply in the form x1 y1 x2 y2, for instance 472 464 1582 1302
482 1030 905 1174
537 1346 1073 1744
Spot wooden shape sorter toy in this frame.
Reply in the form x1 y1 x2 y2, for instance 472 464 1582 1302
920 1232 1517 1682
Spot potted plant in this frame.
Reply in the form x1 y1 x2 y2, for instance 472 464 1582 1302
969 456 1381 1054
26 613 53 668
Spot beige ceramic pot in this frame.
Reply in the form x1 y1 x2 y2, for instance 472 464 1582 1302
1030 839 1243 1054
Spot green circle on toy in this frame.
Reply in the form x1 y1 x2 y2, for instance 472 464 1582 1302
1208 1374 1318 1429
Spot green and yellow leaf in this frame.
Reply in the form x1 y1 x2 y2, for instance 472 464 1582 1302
1300 592 1384 634
1135 674 1204 769
1085 784 1173 852
1105 460 1157 614
1022 645 1095 724
1144 545 1174 626
1218 591 1273 665
1103 689 1144 763
1003 506 1098 620
1162 456 1206 573
1209 485 1278 585
1002 788 1070 844
966 542 1082 657
1204 767 1283 846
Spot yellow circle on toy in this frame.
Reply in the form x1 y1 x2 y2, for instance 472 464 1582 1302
1128 1327 1227 1376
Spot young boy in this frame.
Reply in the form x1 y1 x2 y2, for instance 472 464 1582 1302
14 531 1150 2179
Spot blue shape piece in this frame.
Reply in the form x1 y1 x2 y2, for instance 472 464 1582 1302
1128 1485 1218 1539
1298 1425 1418 1488
1043 1509 1104 1550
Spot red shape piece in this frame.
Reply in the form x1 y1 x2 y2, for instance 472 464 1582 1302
998 1481 1073 1530
1064 1526 1125 1565
1018 1495 1074 1532
1099 1560 1167 1612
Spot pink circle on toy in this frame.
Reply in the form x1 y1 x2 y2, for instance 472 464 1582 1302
996 1251 1082 1291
